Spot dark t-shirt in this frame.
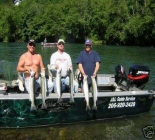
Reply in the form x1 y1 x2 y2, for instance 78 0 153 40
77 50 101 84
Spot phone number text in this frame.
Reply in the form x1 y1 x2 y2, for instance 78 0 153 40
108 102 136 108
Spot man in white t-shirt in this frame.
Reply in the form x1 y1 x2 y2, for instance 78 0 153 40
50 39 78 93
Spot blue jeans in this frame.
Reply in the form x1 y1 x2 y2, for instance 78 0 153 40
53 76 78 93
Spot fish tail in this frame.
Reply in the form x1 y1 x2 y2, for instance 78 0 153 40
86 105 91 111
92 105 97 110
30 105 37 111
70 97 75 103
58 98 63 103
41 103 47 109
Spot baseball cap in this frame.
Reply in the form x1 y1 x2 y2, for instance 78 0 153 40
28 39 35 43
28 39 36 46
85 39 92 46
58 39 65 44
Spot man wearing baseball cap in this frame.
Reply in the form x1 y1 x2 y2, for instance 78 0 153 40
76 39 101 90
50 39 78 93
57 39 65 44
17 39 53 93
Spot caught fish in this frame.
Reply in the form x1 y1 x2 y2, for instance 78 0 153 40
47 64 53 82
17 72 24 92
29 71 36 111
91 76 98 110
56 68 62 102
68 68 74 103
74 68 80 82
83 75 90 111
18 72 24 83
40 71 47 109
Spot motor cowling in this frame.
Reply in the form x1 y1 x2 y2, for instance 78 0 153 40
127 65 150 89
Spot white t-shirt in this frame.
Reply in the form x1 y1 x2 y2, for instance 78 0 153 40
50 51 72 77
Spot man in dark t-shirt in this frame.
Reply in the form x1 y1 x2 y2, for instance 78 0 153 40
76 39 101 89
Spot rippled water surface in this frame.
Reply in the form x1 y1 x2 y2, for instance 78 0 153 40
0 43 155 140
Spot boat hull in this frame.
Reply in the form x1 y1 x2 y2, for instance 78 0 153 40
0 91 154 128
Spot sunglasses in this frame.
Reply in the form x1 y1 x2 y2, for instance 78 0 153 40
58 42 64 45
29 42 36 47
85 44 91 47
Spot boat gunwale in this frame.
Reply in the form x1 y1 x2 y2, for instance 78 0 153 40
0 90 154 100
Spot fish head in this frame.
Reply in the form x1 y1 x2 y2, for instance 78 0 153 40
83 75 88 81
57 68 62 74
30 70 35 77
67 68 72 74
40 71 45 77
74 69 80 79
91 76 96 82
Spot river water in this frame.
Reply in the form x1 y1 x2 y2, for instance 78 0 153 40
0 43 155 140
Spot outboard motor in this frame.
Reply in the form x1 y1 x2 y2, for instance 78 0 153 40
127 65 150 89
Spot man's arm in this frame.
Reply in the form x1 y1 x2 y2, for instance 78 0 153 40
38 54 45 70
93 52 101 76
50 54 57 69
78 63 85 75
68 55 73 70
16 54 29 73
93 62 100 76
77 52 85 75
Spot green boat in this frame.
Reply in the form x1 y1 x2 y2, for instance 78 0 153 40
0 64 154 128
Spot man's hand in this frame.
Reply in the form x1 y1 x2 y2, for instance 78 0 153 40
92 73 96 77
29 70 35 77
40 71 45 77
82 73 86 76
55 64 59 69
69 65 72 70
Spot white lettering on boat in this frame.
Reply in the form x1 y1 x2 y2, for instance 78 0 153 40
110 97 135 102
108 96 136 108
108 102 136 108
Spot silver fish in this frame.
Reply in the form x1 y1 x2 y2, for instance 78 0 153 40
18 72 24 83
56 68 62 102
74 68 80 82
91 76 98 110
17 72 24 92
40 72 47 109
68 69 74 103
83 75 90 111
29 71 36 111
47 64 53 82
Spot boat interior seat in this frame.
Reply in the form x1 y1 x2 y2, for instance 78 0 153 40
96 74 117 91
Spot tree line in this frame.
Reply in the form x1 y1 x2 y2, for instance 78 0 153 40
0 0 155 46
